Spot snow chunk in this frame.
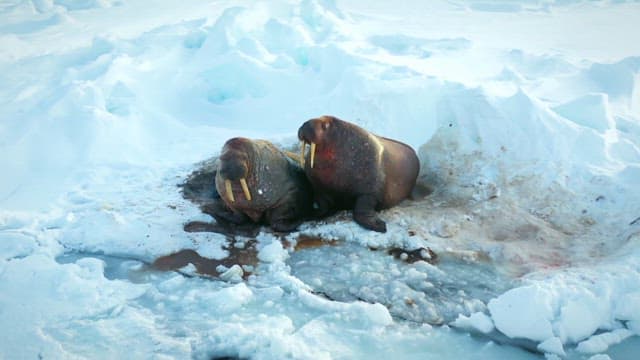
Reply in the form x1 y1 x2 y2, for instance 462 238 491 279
588 355 611 360
628 321 640 336
451 312 495 334
556 291 611 343
537 337 565 357
487 284 554 342
258 239 287 263
219 264 244 283
298 290 392 328
576 328 634 354
209 283 254 314
178 263 198 277
358 302 393 327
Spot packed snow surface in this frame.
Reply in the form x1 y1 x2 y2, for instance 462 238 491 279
1 0 639 359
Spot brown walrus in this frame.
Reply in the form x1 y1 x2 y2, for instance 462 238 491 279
298 116 419 233
211 137 313 232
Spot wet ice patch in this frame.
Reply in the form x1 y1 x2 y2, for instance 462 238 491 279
289 241 513 325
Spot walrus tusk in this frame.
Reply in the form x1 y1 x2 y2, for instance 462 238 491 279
310 142 316 168
299 141 306 167
240 178 251 201
225 179 235 203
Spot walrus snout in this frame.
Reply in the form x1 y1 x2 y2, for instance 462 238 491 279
218 159 252 203
218 152 248 179
298 121 314 168
218 146 252 203
212 138 313 232
298 117 333 142
298 117 334 168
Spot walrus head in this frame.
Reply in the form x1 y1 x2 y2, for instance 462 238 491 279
217 137 253 203
297 115 338 168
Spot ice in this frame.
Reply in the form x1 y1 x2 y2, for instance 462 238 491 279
451 312 495 334
257 235 288 263
0 253 147 357
588 355 612 360
577 329 635 354
1 0 640 358
219 264 244 283
538 337 566 357
488 285 556 342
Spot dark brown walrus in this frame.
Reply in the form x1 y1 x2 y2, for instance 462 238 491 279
298 116 419 233
211 137 313 232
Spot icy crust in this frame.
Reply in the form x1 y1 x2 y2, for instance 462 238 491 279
407 40 640 354
288 239 510 325
487 234 640 353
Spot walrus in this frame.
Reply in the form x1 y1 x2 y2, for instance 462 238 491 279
212 137 313 232
298 116 419 233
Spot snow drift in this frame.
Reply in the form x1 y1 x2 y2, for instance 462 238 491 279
1 0 639 359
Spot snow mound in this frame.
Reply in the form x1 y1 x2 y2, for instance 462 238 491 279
1 0 640 358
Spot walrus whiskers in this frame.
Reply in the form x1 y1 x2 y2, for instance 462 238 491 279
225 179 235 202
240 178 252 201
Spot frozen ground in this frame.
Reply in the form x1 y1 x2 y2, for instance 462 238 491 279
1 0 639 359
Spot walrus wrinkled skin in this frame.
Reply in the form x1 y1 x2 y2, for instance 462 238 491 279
212 137 313 232
298 116 419 233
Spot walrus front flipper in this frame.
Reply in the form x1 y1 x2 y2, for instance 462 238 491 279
271 219 303 233
353 195 387 233
183 220 261 237
202 198 251 226
310 194 339 220
267 201 305 233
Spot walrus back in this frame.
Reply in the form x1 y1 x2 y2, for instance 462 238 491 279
379 136 419 208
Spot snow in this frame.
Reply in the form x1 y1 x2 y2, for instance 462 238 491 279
218 264 244 283
488 284 556 342
257 235 288 263
538 337 566 357
451 312 495 335
1 0 640 359
588 355 612 360
576 328 635 355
